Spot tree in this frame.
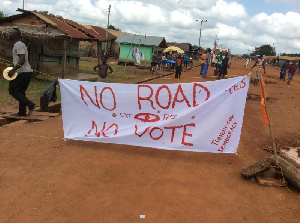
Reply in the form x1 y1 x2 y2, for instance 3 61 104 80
39 11 48 14
251 44 276 56
0 11 7 18
281 53 300 57
108 25 120 31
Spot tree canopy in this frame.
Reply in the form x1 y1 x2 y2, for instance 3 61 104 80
108 25 120 31
0 11 7 18
281 53 300 57
251 44 276 56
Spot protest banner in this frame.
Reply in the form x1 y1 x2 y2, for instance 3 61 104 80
59 75 250 153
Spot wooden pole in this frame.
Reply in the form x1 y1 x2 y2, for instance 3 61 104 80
62 39 67 79
144 33 146 70
105 5 111 56
97 40 101 65
259 70 279 166
126 34 136 64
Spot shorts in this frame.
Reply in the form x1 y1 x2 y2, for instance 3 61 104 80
255 68 262 79
288 73 294 79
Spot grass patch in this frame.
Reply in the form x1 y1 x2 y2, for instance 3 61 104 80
0 79 60 110
79 57 158 83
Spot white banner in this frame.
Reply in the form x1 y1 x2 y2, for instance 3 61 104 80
59 75 250 153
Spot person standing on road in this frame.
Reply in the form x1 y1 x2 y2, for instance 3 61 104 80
171 51 177 70
202 48 211 78
7 28 36 117
262 59 266 74
183 54 189 68
175 54 183 78
200 50 206 76
251 56 264 86
287 61 296 86
215 52 223 75
218 52 230 79
280 60 288 81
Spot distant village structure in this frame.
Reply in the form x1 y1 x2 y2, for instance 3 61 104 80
116 34 167 62
0 9 198 76
0 9 116 77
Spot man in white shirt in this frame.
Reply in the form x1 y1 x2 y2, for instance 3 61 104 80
7 28 36 117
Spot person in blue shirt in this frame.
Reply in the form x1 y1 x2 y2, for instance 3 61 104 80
183 54 189 68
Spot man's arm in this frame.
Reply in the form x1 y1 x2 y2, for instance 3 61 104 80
8 54 25 77
251 60 258 69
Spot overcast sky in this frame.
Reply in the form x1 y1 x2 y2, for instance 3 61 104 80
1 0 300 55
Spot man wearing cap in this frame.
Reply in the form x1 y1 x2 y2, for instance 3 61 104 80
202 48 212 78
7 28 36 117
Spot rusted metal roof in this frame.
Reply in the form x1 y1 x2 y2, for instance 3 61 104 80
63 21 117 41
91 25 117 41
33 13 90 39
108 29 129 38
14 9 118 41
16 9 90 40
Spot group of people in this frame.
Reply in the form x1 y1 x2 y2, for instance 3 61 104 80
247 55 297 87
152 51 191 78
6 28 297 119
280 60 297 86
200 48 230 79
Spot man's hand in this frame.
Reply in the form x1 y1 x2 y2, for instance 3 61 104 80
7 69 15 78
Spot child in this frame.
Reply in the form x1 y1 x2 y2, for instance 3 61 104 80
287 62 296 86
175 54 183 78
93 56 113 82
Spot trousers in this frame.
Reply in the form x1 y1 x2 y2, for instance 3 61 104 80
8 72 34 115
202 64 209 77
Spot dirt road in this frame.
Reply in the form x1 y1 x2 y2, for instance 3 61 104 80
0 59 299 223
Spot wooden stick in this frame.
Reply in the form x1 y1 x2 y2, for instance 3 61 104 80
258 70 279 166
62 39 67 79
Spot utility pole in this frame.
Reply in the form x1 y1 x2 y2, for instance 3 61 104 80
105 5 111 56
22 0 25 10
196 19 207 55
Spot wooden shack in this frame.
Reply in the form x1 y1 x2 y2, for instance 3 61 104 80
0 9 91 78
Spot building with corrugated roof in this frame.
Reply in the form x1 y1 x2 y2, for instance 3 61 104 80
115 34 167 61
0 9 116 76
